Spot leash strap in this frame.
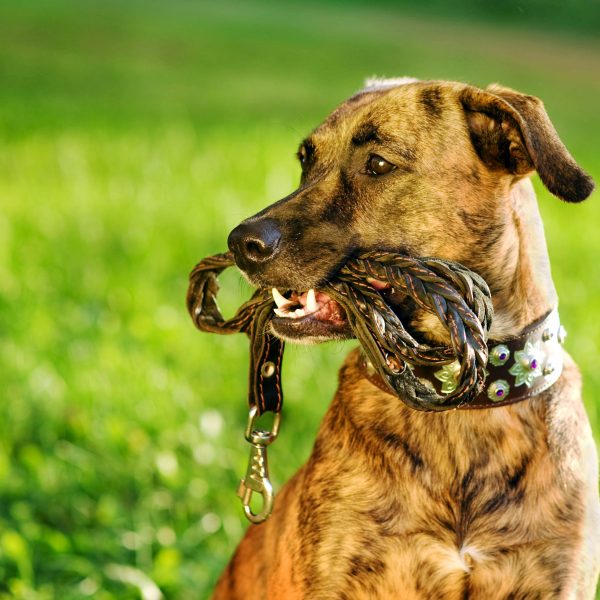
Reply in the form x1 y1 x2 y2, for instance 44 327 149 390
248 306 285 415
186 252 284 415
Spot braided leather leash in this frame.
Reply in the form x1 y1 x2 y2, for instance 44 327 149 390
328 251 493 411
187 250 499 522
187 250 494 411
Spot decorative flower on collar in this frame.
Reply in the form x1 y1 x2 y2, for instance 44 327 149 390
509 340 543 387
434 360 461 394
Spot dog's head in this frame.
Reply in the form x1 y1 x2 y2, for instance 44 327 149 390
228 79 594 343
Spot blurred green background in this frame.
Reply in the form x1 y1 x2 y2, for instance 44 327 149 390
0 0 599 598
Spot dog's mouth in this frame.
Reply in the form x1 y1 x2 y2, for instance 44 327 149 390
270 287 350 342
269 278 394 343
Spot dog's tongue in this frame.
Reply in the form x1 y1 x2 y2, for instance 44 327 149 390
367 277 392 291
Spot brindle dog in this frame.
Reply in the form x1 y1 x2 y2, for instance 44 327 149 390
216 79 600 599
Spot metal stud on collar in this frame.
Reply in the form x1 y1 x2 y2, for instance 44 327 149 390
558 325 567 344
434 361 461 395
489 344 510 367
487 379 510 401
543 361 556 376
509 341 542 387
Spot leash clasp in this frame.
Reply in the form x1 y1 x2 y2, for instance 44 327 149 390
237 406 281 524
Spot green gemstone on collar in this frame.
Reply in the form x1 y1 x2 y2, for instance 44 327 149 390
509 340 542 387
489 344 510 367
434 360 461 395
487 379 510 401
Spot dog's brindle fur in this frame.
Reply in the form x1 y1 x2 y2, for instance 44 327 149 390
214 80 600 599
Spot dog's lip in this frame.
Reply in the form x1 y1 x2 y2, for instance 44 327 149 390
268 287 348 341
270 309 351 341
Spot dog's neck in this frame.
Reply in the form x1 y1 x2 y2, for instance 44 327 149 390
486 177 557 341
411 178 557 345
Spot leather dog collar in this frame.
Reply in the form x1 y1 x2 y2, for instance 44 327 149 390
360 308 565 410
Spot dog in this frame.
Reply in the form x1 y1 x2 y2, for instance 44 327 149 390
215 79 600 599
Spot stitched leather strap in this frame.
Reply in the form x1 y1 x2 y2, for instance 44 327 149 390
248 310 285 415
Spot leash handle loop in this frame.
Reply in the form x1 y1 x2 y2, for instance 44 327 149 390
187 252 284 416
329 252 494 410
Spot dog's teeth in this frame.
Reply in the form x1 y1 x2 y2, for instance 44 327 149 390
274 308 289 318
306 288 318 313
272 288 290 308
294 308 306 318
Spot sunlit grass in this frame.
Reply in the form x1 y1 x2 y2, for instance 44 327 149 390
0 0 599 597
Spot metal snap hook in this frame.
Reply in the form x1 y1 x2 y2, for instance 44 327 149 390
238 406 281 523
237 456 274 524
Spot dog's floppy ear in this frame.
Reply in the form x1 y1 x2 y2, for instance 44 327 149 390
460 84 594 202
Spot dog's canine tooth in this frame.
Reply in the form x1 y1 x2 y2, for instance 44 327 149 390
306 288 318 313
272 288 290 308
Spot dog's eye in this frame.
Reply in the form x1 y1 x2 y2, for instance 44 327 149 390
297 140 316 172
298 144 311 168
366 154 396 176
298 146 307 165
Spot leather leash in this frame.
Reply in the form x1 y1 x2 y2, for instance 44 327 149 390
186 252 284 415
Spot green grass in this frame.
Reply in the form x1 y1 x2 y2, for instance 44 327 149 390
0 0 599 597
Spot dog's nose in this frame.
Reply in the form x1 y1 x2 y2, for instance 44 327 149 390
228 218 282 271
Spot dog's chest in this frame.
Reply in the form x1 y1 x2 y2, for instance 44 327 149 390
296 383 586 599
301 459 582 600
